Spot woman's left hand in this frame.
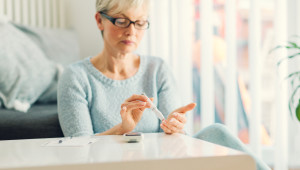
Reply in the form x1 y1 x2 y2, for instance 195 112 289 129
160 103 196 134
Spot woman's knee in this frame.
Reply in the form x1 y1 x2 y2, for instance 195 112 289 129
193 123 238 146
206 123 229 132
193 123 245 150
194 123 230 138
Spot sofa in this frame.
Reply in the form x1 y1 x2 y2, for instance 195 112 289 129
0 103 64 140
0 20 80 140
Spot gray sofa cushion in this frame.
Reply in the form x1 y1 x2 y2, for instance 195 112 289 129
0 21 58 112
0 104 63 140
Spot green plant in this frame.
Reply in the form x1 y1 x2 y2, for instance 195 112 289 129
270 38 300 122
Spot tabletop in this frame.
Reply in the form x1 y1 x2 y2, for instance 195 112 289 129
0 133 255 170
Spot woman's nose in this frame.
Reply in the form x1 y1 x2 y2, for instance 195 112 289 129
125 23 137 36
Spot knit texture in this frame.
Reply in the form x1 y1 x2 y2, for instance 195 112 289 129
193 123 271 170
58 56 181 137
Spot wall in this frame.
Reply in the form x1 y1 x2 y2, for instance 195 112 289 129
65 0 103 58
287 0 300 168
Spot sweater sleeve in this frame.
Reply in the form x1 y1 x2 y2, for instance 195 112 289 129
57 67 94 137
156 60 181 131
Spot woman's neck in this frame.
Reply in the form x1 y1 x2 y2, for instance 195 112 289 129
91 50 140 80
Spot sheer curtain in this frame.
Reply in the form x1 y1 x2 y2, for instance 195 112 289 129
136 0 292 169
136 0 194 133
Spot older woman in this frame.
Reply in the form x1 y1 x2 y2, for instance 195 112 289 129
58 0 270 170
58 0 195 137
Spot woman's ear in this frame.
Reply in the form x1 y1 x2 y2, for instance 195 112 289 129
95 12 104 31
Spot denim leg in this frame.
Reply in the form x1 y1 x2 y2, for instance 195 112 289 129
193 123 271 170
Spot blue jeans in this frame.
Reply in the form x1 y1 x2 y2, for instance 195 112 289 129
193 123 271 170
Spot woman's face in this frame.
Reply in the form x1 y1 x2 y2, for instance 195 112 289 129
98 6 148 55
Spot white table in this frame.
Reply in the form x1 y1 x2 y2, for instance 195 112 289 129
0 133 255 170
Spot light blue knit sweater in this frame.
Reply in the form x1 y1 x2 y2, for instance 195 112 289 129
58 55 181 137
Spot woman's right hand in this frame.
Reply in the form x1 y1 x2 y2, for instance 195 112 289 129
119 94 153 134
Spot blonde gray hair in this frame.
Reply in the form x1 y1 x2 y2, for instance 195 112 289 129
96 0 149 15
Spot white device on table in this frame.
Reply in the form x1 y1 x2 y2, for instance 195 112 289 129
123 132 144 143
141 93 165 121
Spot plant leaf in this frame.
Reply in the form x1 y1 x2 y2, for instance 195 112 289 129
269 45 292 54
289 85 300 120
288 41 300 49
269 45 282 54
270 41 300 54
289 85 300 116
277 53 300 67
284 71 300 80
297 102 300 121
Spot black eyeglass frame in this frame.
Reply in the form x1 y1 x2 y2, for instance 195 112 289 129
99 12 150 30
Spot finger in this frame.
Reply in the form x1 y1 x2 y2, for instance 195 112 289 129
145 97 154 108
172 103 196 114
139 98 154 111
125 94 149 102
168 118 184 130
122 100 152 108
172 112 187 124
122 102 144 110
124 102 148 111
162 119 180 132
122 101 152 107
160 123 173 134
133 97 154 108
120 106 127 118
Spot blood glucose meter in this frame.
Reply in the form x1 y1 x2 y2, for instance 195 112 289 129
123 132 144 143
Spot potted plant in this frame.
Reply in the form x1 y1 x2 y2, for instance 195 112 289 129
270 37 300 122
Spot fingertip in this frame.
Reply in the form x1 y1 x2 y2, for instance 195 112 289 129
188 103 197 109
145 102 152 107
142 95 148 101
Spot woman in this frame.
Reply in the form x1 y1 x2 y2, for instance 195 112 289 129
58 0 270 170
58 0 194 136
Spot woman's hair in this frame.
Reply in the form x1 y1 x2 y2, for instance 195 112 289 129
96 0 149 15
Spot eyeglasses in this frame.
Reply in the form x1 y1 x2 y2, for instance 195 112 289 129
99 12 150 30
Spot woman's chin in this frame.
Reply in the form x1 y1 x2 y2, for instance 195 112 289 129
118 47 137 54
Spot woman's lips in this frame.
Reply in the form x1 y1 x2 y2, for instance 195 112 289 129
121 40 135 45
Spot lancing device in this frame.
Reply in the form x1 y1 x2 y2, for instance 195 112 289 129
141 93 165 121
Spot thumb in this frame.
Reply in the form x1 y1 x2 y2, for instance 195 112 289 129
173 103 196 114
